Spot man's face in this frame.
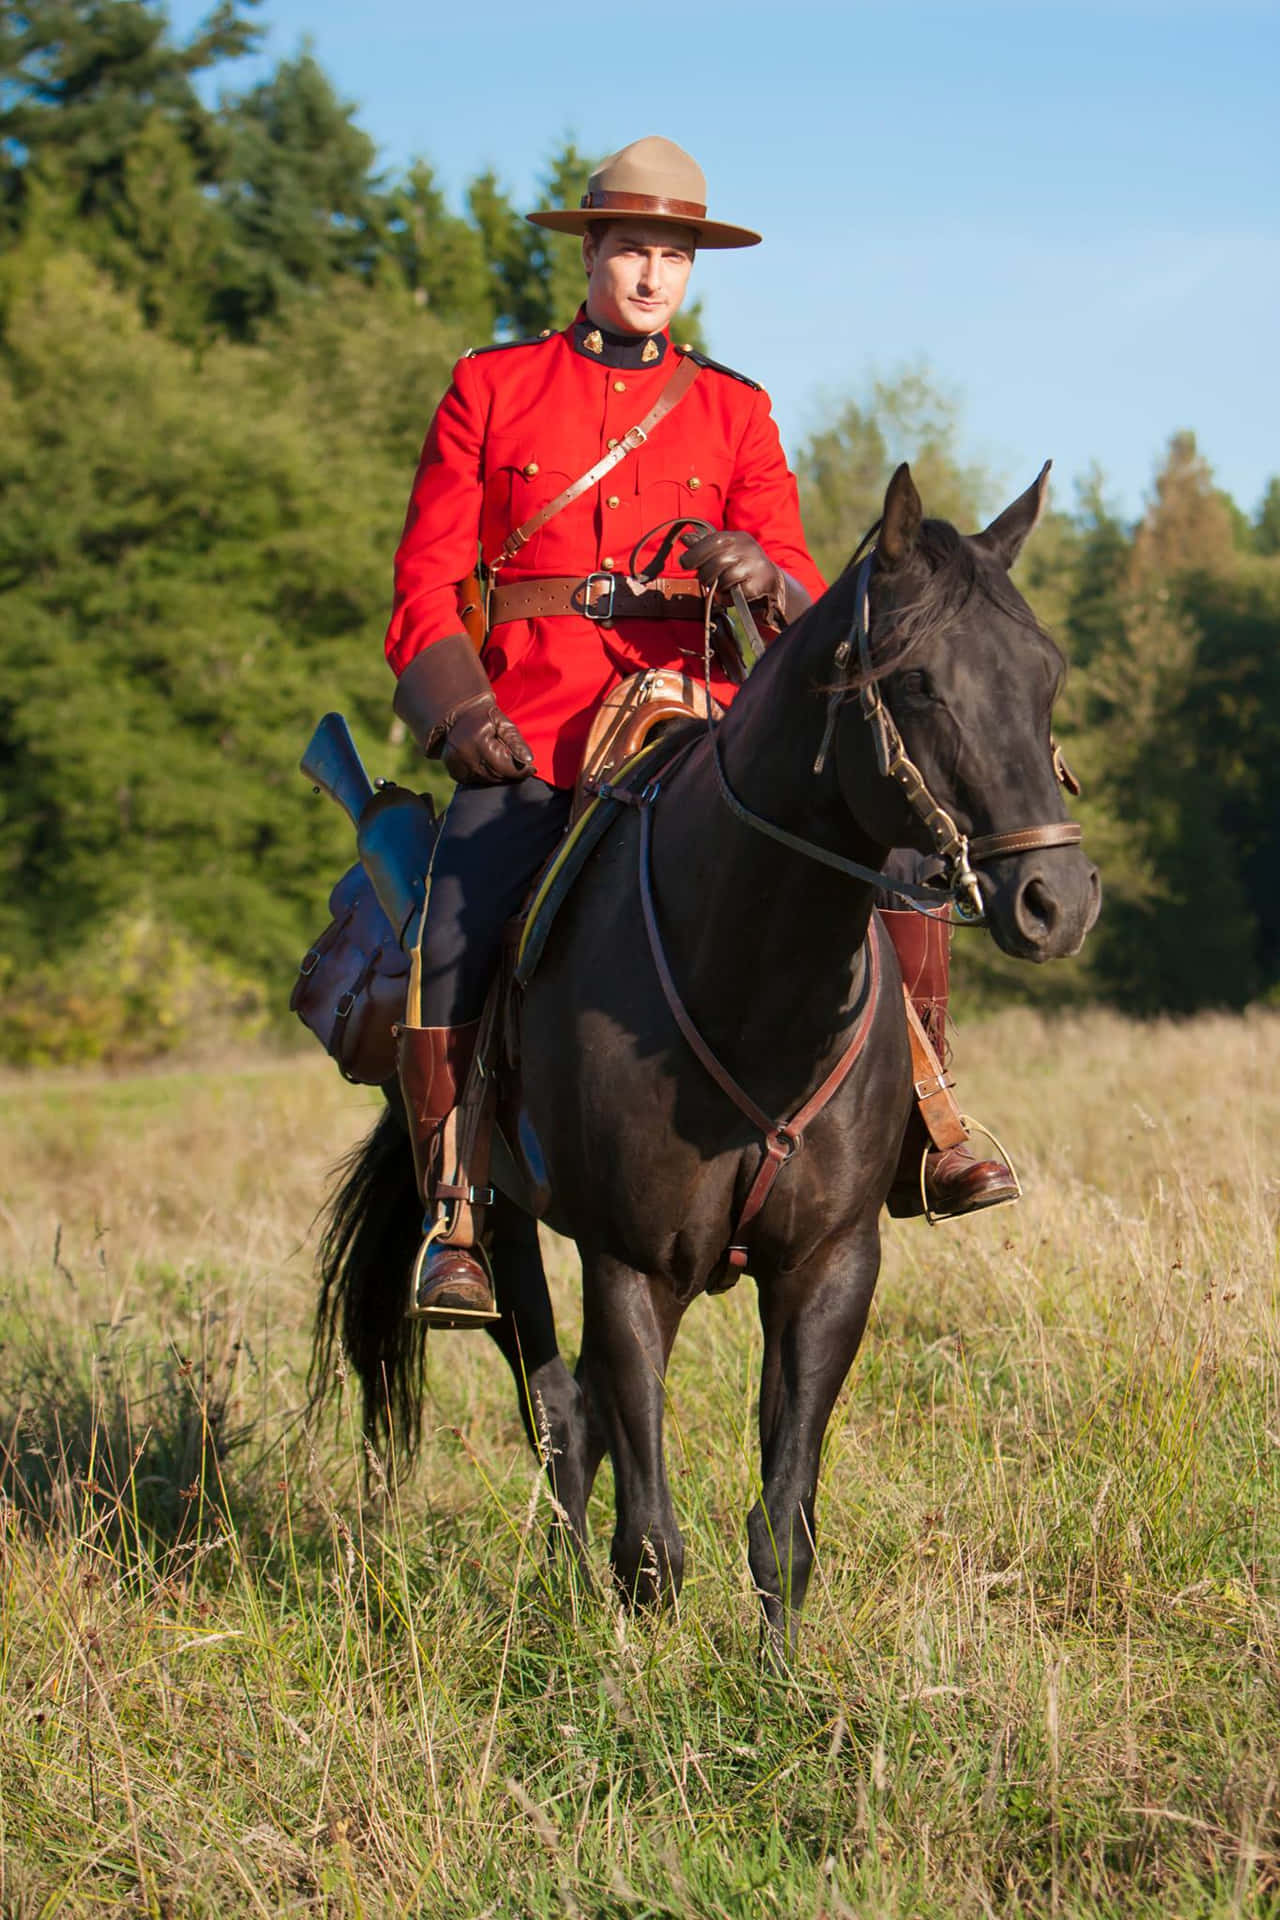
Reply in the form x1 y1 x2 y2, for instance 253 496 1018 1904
582 221 696 336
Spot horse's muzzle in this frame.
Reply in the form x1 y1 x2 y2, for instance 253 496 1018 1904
981 848 1102 962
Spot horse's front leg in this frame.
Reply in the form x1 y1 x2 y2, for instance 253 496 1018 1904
579 1252 687 1608
485 1192 591 1555
749 1218 883 1656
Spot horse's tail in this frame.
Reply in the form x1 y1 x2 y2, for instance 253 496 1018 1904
309 1103 429 1464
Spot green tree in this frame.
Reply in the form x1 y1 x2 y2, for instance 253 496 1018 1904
1062 435 1280 1012
1253 477 1280 556
467 143 595 338
213 49 384 332
0 250 458 1002
383 159 494 336
0 0 260 237
795 367 995 583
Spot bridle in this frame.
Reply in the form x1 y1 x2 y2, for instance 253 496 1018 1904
810 546 1084 919
630 524 1084 924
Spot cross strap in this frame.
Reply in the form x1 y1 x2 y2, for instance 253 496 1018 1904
493 354 703 566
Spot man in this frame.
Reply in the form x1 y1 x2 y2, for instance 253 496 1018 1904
386 136 1016 1327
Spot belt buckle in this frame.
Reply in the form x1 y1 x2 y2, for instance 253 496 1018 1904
581 570 616 621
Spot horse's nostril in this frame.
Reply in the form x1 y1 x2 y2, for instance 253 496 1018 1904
1017 874 1059 940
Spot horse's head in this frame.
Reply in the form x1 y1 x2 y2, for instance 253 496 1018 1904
835 463 1100 961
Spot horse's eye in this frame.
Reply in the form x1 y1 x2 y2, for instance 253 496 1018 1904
897 669 934 707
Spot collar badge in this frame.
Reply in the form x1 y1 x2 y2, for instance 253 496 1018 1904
583 328 603 355
641 337 660 363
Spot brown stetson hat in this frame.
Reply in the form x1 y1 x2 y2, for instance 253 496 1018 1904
526 135 761 251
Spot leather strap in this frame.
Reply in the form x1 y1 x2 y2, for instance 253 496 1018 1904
494 355 702 566
490 573 705 626
724 920 883 1271
966 821 1083 863
631 782 882 1275
582 188 706 219
902 995 968 1152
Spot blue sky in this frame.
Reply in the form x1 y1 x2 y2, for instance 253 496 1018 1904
170 0 1278 521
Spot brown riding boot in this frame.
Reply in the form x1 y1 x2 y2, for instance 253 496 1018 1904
397 1020 500 1327
879 908 1019 1220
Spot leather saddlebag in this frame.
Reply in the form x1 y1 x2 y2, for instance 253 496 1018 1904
290 863 409 1085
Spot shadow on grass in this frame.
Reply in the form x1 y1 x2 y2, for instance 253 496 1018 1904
0 1289 299 1569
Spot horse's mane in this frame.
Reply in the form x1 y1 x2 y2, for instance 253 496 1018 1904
828 516 1064 692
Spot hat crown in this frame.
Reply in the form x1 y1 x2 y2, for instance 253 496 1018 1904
524 133 760 249
585 136 707 216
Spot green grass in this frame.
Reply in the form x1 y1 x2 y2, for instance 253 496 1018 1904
1 1011 1278 1915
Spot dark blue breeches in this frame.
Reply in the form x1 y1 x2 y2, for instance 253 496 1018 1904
417 778 573 1027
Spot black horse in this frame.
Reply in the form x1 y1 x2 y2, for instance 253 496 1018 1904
313 462 1100 1651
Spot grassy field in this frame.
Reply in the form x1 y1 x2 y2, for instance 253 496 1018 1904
1 1009 1278 1917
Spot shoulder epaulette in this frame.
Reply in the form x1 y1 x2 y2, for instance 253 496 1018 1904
464 331 557 359
675 345 761 391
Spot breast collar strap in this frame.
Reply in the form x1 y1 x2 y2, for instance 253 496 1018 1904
608 756 883 1277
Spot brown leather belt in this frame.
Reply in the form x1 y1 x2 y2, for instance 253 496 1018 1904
489 573 705 626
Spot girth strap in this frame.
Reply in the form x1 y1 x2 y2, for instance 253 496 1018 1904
630 785 883 1277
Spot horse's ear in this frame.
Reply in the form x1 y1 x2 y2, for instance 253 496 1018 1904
975 460 1052 569
879 462 923 569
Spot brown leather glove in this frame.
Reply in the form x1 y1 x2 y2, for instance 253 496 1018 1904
680 528 780 603
393 633 534 785
440 694 534 785
679 530 811 631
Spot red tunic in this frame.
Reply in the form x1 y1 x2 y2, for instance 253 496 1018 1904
386 316 826 789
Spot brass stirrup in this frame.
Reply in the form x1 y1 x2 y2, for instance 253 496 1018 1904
918 1116 1023 1227
407 1223 501 1327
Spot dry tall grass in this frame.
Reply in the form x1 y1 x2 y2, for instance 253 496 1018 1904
1 1010 1277 1916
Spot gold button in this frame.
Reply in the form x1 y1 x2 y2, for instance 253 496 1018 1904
688 476 701 491
523 461 539 478
612 379 627 393
602 555 615 569
607 437 619 449
606 494 620 509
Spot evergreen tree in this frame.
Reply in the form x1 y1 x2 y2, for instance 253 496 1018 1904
1253 477 1280 556
467 143 595 338
795 368 994 583
1131 429 1236 581
213 49 384 332
0 0 260 238
384 159 494 337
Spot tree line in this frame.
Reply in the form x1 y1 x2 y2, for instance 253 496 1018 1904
1 0 1276 1061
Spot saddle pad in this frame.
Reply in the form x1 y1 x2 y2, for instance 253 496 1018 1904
514 732 690 990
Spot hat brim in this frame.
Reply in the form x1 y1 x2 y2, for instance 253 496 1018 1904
526 208 761 250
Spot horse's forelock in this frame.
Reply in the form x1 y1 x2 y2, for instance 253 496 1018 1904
823 516 1063 697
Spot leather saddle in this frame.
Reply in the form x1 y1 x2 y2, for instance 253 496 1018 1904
571 667 719 821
